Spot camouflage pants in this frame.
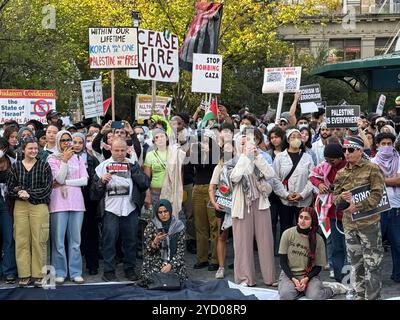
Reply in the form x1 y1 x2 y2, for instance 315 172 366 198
345 221 383 300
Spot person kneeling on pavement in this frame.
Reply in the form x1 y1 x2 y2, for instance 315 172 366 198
138 199 187 286
90 138 150 282
278 207 347 300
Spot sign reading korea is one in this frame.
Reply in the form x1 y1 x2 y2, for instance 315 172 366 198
325 105 360 128
0 89 56 124
89 27 139 69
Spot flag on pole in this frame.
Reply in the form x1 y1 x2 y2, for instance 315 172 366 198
315 195 331 238
103 97 111 114
199 97 218 128
179 2 223 71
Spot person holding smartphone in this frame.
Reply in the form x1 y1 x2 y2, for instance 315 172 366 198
47 130 88 285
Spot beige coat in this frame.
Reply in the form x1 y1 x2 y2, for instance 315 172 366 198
230 154 275 219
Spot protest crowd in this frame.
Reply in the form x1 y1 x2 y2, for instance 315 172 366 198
0 93 400 300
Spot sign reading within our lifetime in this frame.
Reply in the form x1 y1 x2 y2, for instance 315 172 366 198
191 53 222 94
89 27 139 69
81 79 103 118
325 105 360 128
128 29 179 82
350 184 391 221
135 94 172 120
0 89 56 124
262 67 302 93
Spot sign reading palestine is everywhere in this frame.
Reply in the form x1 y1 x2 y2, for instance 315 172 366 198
325 105 360 128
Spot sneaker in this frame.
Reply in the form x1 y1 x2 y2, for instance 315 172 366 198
18 277 32 287
240 281 248 287
323 281 348 295
55 277 65 285
102 272 118 282
329 271 335 279
215 267 225 279
5 276 16 284
72 276 85 284
33 278 44 288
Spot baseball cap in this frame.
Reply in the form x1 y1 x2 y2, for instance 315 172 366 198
46 110 60 120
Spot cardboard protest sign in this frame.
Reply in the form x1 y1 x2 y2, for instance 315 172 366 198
376 94 386 116
135 94 172 120
299 84 322 114
325 105 360 128
350 184 391 221
89 27 139 69
0 89 56 124
81 79 103 118
128 29 179 83
262 67 302 93
191 54 222 94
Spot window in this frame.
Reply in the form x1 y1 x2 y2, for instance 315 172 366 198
291 39 311 55
328 38 361 63
375 37 396 55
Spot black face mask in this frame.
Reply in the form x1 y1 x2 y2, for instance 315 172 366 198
296 225 310 235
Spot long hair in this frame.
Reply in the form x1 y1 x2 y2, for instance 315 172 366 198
300 207 319 274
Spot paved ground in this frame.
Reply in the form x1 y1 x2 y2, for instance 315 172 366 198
1 236 399 299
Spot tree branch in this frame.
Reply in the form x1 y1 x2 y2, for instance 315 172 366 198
0 0 10 13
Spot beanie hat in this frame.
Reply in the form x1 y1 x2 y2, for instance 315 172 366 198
343 136 364 149
324 143 344 159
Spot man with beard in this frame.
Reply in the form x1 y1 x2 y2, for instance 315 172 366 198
312 122 332 165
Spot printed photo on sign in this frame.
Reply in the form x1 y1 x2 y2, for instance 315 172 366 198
350 184 391 221
262 67 302 93
108 183 130 197
106 162 130 177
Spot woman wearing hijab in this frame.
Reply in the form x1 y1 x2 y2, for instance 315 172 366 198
278 207 348 300
140 199 187 283
372 132 400 283
72 133 100 275
47 130 88 284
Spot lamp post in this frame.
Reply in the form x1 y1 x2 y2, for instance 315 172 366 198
131 11 141 28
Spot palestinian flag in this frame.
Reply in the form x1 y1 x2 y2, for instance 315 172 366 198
315 195 331 238
199 98 218 128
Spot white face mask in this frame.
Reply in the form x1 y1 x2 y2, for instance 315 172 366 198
0 150 4 158
298 124 309 130
290 139 302 149
137 134 145 144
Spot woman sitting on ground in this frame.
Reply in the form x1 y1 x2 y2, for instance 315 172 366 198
139 199 187 284
278 207 347 300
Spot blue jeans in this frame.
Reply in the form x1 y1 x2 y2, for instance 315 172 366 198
102 210 138 273
0 197 17 278
329 218 348 282
50 211 84 278
380 208 400 282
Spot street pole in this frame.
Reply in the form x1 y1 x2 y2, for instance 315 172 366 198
111 69 115 121
275 91 284 124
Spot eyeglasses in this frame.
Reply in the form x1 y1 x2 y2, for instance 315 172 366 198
342 147 356 153
60 139 72 143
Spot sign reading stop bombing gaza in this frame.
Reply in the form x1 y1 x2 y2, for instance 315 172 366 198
325 105 360 128
0 89 56 124
191 54 222 94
